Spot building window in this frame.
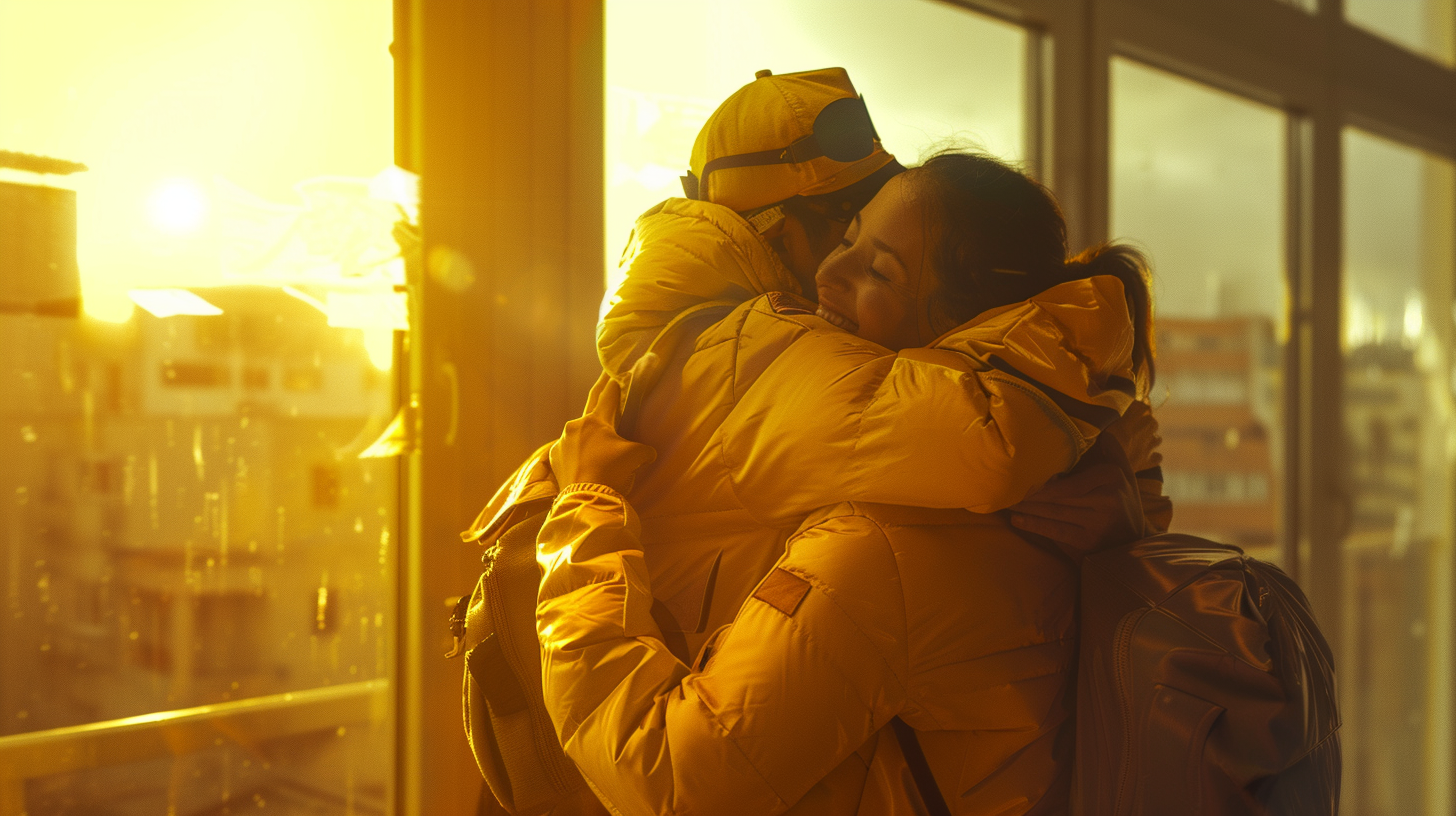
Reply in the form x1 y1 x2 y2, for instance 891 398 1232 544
311 465 341 509
160 361 229 388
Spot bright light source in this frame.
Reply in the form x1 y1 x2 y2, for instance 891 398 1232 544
128 288 223 318
1404 292 1424 342
362 327 395 371
83 289 136 323
326 290 407 330
148 178 209 234
369 166 419 224
282 285 329 314
328 291 403 371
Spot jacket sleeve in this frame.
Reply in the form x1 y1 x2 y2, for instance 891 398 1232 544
536 485 908 816
719 276 1139 523
1102 399 1173 534
598 201 798 380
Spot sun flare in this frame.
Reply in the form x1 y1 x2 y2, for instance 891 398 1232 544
147 178 208 234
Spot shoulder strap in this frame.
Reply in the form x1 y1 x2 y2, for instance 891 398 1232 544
890 716 951 816
618 300 733 435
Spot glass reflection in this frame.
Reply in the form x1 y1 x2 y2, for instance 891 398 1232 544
1346 0 1456 67
1342 127 1456 816
1110 57 1287 562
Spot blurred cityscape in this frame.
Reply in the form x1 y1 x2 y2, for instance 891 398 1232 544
1155 317 1282 556
1 171 398 814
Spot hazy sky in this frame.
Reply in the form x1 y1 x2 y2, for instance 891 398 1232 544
0 0 394 318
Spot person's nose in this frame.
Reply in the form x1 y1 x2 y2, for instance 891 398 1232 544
815 248 851 298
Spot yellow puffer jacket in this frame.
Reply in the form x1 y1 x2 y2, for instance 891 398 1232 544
467 197 1167 813
537 488 1084 816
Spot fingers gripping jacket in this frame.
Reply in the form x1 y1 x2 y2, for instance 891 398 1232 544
461 506 598 815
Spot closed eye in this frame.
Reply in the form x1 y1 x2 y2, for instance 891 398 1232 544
867 266 889 282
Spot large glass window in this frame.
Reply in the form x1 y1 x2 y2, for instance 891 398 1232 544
0 3 400 813
1345 0 1456 67
1110 57 1288 563
604 0 1028 292
1342 127 1456 816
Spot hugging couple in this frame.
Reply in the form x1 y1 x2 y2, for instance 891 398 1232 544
467 67 1166 816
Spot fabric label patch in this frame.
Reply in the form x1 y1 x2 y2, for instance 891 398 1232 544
765 291 815 316
753 568 811 617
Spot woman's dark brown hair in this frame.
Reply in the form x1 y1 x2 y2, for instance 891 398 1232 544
915 150 1157 397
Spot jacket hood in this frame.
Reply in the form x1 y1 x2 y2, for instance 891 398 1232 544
930 274 1139 433
598 198 798 380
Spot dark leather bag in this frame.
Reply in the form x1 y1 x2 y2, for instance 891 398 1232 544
1071 535 1341 815
898 534 1340 815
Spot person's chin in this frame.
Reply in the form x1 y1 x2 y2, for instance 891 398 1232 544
815 302 859 334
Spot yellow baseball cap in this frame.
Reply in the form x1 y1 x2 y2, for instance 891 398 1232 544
682 67 897 213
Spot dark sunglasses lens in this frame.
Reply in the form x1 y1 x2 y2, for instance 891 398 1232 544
813 97 877 163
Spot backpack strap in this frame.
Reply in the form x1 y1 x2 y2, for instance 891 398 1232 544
890 717 951 816
618 300 734 435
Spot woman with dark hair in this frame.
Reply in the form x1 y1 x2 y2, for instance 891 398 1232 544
820 151 1155 397
534 150 1169 815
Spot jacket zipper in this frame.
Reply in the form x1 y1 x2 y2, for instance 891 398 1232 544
483 516 576 796
1111 608 1147 815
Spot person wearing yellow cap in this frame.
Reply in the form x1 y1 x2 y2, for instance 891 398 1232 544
676 67 902 293
461 68 1165 815
596 67 905 375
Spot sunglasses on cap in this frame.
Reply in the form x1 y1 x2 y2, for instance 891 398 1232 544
681 95 881 201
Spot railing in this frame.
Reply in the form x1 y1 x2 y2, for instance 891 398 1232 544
0 678 389 815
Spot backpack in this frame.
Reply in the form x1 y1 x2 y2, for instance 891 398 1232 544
451 306 722 815
895 534 1341 815
1073 534 1340 814
452 452 601 815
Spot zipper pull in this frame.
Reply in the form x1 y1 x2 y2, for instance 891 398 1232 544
444 594 470 658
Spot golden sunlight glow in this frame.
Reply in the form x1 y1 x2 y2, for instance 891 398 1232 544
128 288 224 318
0 0 394 307
148 178 209 234
362 327 396 371
84 289 137 323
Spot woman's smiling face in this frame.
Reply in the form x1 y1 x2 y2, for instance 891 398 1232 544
813 173 931 351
